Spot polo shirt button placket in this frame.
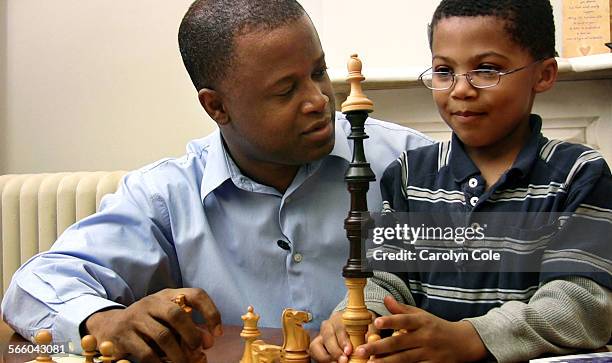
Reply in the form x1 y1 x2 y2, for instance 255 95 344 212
470 196 479 207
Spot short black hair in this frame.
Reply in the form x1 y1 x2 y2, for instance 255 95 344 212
178 0 307 90
428 0 556 60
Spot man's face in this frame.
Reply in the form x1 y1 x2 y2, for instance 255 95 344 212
217 15 336 169
431 16 539 148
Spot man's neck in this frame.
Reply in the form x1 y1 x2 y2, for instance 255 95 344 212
221 137 299 194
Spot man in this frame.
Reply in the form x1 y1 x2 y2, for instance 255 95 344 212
2 0 432 361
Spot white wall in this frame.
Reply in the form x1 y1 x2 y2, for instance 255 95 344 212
0 0 593 173
1 0 7 173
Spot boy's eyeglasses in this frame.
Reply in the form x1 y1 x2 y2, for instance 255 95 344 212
418 59 545 91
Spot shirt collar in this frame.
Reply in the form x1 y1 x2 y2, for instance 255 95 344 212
200 112 353 200
327 112 355 163
200 129 233 199
449 114 544 182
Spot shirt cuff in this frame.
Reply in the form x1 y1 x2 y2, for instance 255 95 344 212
464 309 528 363
52 294 124 354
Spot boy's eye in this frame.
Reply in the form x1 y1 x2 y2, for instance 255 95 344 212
433 66 452 74
476 64 500 71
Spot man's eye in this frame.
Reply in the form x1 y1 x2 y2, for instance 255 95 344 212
313 66 328 78
278 85 295 96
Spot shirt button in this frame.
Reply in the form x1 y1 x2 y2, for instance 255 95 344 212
468 178 478 188
470 196 479 207
293 253 303 263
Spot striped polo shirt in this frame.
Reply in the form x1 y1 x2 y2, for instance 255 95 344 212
379 114 612 321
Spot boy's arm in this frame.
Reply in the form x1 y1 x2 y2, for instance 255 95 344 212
465 276 612 363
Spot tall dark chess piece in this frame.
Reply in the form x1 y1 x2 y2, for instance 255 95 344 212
341 54 375 363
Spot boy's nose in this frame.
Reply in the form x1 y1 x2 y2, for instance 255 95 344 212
450 75 477 99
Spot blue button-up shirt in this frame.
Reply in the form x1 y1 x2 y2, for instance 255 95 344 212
2 113 432 349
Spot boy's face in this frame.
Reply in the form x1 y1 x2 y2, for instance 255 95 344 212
216 15 336 168
431 16 542 148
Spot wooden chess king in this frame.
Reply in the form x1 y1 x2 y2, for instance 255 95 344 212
339 54 378 363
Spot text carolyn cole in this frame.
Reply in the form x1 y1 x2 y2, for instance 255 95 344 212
371 249 501 262
372 224 485 245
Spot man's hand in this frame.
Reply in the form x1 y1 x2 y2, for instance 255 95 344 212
84 288 222 363
310 310 378 363
352 296 487 363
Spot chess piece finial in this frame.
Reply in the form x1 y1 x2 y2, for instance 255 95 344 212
81 335 98 363
35 330 53 363
240 306 262 363
341 54 374 113
99 341 116 363
172 293 193 313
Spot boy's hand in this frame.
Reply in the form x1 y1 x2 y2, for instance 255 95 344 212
310 310 379 363
353 296 487 363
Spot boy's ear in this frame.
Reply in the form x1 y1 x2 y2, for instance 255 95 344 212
198 88 230 126
533 58 558 94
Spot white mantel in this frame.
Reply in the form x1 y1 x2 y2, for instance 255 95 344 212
331 54 612 163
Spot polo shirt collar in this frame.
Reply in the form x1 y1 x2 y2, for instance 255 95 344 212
449 114 544 182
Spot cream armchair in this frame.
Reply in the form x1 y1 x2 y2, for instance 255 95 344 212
0 171 127 299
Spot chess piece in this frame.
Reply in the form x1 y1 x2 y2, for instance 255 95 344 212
392 329 407 337
99 341 116 363
240 306 262 363
340 54 376 363
34 330 53 363
81 335 97 363
116 361 131 363
367 334 381 361
171 293 193 313
280 309 312 363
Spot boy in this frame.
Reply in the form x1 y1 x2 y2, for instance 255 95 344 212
310 1 611 362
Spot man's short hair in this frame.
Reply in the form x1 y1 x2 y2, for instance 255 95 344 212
178 0 307 91
428 0 556 60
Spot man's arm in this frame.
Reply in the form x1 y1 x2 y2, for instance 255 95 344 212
1 169 221 361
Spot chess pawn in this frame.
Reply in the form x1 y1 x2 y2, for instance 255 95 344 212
99 341 116 363
34 330 53 363
81 335 97 363
367 333 381 361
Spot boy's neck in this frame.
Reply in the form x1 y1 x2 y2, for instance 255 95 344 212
465 118 532 190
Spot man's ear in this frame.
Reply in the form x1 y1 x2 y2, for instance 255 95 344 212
533 58 558 94
198 88 230 125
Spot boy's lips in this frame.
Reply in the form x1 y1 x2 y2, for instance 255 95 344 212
452 111 486 117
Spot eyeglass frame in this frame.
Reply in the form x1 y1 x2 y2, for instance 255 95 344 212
418 58 546 91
